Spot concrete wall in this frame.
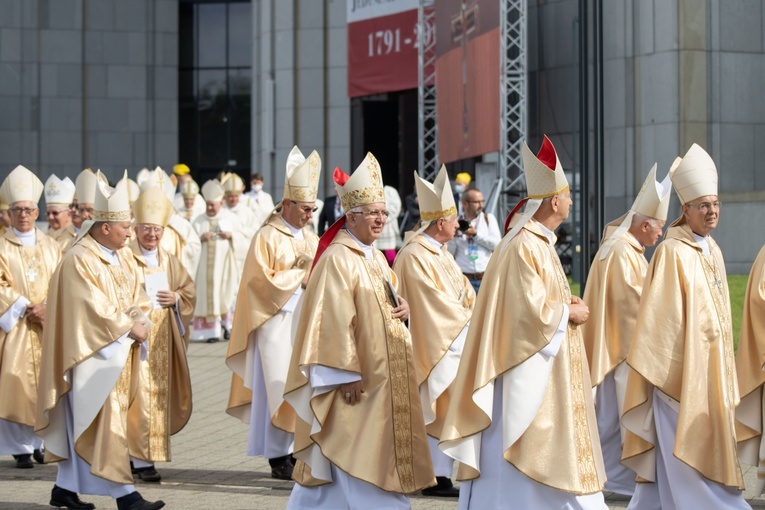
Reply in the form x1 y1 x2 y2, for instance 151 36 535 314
252 0 351 201
0 0 179 184
531 0 765 273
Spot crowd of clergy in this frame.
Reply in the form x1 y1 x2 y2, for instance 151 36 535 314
0 136 764 510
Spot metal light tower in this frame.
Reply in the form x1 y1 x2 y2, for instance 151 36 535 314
417 0 439 181
496 0 528 218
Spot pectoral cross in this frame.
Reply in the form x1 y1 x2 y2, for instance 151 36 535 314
451 0 479 153
26 266 38 283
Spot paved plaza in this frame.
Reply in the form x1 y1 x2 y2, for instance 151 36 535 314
1 341 762 509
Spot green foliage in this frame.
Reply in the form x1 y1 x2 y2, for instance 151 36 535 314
728 274 748 351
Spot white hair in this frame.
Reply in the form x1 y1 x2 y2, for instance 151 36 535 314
632 212 662 229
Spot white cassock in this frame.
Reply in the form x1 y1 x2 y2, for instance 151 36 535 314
246 190 275 228
421 325 468 477
45 246 141 498
174 192 206 221
0 229 44 455
442 308 608 510
285 243 411 510
626 390 751 510
223 204 260 286
163 213 201 279
191 209 241 340
594 361 635 495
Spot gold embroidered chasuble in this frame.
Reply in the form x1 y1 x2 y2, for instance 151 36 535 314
733 245 765 488
622 224 744 488
0 228 60 425
56 223 78 254
285 230 435 493
191 210 240 319
582 228 647 387
438 219 606 495
226 214 318 429
35 234 151 484
126 240 195 462
392 234 474 437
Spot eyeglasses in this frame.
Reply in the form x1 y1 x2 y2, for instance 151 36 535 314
299 205 319 213
137 225 164 234
46 210 67 217
10 207 37 215
687 201 721 213
78 206 94 214
352 209 390 219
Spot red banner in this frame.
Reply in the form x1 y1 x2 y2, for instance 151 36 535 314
347 1 420 98
435 0 499 163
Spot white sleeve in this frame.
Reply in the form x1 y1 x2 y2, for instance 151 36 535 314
280 287 303 313
474 214 502 252
0 296 30 333
94 332 132 361
539 304 569 358
309 365 362 389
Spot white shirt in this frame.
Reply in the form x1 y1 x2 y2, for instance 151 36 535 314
448 212 501 274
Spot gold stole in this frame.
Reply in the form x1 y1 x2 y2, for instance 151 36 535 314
548 242 600 493
20 244 49 380
145 265 171 460
206 219 218 320
363 258 416 493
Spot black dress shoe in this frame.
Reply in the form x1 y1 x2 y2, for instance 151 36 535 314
119 498 165 510
33 448 45 464
13 454 33 469
421 476 459 497
206 337 219 343
134 465 162 482
268 455 294 480
116 492 165 510
50 485 96 510
223 328 231 341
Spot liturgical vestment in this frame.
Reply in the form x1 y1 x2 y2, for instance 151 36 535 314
439 219 607 509
285 230 435 502
36 234 151 489
0 228 60 455
126 239 195 463
581 228 646 496
622 224 750 509
393 233 474 477
226 214 318 459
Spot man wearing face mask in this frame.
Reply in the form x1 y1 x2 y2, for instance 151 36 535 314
247 172 275 228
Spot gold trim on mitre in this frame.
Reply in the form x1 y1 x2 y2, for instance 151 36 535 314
137 166 176 201
44 175 76 206
598 164 672 260
285 150 321 202
522 136 569 199
181 179 200 198
415 165 457 222
201 179 225 202
337 152 386 213
93 170 132 222
670 143 718 205
0 165 44 205
75 168 108 205
222 172 245 196
133 186 174 227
